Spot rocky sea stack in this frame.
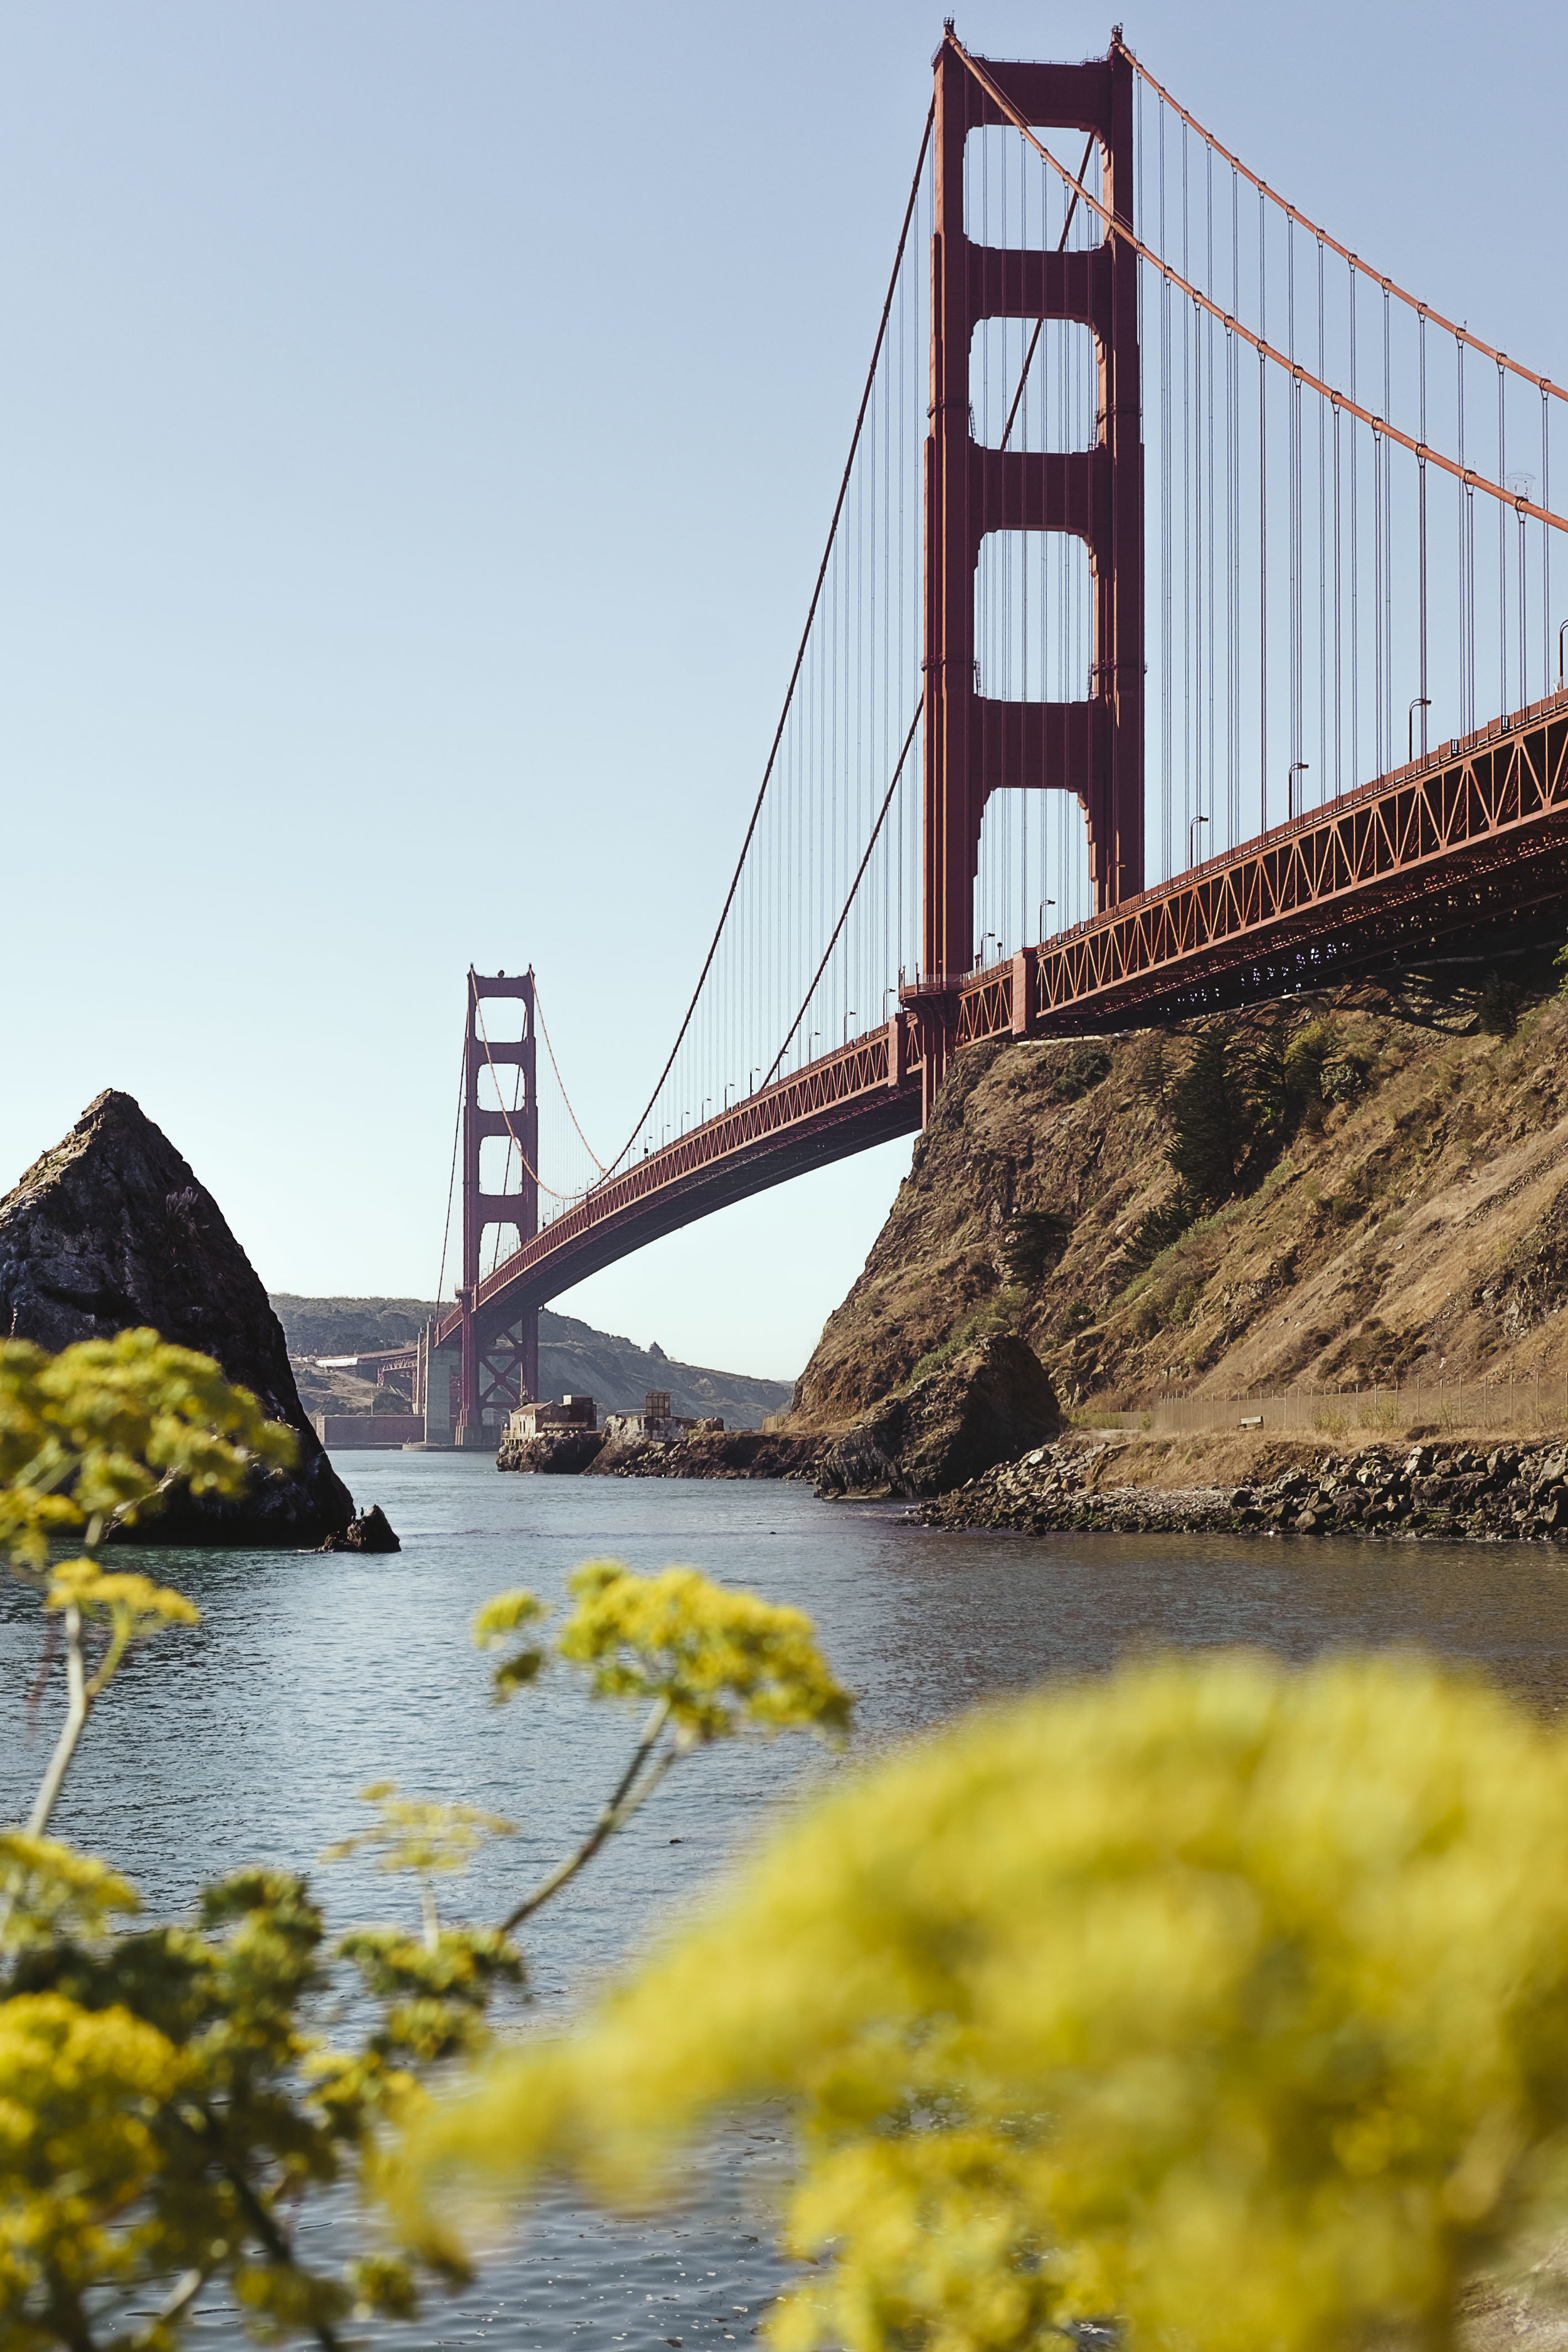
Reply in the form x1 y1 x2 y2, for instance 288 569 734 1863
0 1090 354 1545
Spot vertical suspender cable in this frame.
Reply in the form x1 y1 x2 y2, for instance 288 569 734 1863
1259 183 1268 826
1229 164 1239 845
1288 211 1299 784
1457 334 1470 734
1182 120 1192 863
1333 391 1342 792
1350 261 1359 787
1499 359 1508 714
1160 101 1172 876
1213 144 1222 837
1518 474 1528 716
1382 283 1393 769
1373 419 1384 775
1418 307 1428 754
1544 384 1553 701
1317 238 1327 798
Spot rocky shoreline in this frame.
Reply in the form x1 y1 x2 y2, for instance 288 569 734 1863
915 1437 1568 1544
496 1428 822 1481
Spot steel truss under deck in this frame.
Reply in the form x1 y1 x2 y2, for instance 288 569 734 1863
437 690 1568 1365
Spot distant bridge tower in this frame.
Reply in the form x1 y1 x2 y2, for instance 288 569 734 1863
455 967 539 1444
920 27 1143 1111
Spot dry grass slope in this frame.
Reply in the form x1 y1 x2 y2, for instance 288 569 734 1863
787 972 1568 1434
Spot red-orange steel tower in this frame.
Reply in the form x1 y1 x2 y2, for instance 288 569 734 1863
458 967 539 1442
921 28 1143 1113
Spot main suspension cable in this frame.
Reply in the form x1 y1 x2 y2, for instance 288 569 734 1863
995 130 1097 455
532 982 607 1175
472 996 580 1207
1113 34 1567 410
761 696 923 1089
432 1034 465 1311
600 100 935 1179
948 33 1567 533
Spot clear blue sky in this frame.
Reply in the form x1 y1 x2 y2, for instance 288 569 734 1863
3 0 1563 1382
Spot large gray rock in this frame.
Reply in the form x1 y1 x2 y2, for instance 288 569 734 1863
815 1333 1063 1500
0 1091 354 1545
496 1429 606 1475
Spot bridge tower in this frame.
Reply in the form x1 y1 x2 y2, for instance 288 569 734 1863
919 27 1143 1113
455 967 539 1445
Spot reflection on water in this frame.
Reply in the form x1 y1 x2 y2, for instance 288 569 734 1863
5 1454 1567 2344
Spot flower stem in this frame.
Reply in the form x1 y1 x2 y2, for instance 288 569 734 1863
499 1697 679 1934
26 1602 88 1838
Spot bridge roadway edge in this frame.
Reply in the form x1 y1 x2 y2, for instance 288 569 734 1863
440 694 1568 1363
441 1078 923 1356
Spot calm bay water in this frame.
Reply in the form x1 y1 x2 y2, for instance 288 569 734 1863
6 1453 1568 2347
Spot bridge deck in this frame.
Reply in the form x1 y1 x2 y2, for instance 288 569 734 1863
438 690 1568 1354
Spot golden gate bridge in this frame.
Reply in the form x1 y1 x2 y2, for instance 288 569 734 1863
410 24 1568 1445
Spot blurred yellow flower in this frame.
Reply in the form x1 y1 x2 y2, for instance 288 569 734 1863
0 1328 294 1565
402 1650 1568 2352
555 1560 853 1740
324 1784 517 1882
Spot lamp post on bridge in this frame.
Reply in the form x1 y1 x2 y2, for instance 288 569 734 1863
1188 813 1209 868
1408 697 1431 764
842 1010 857 1046
1288 761 1310 821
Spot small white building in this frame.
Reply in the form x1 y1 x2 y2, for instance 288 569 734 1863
601 1389 723 1444
504 1394 596 1441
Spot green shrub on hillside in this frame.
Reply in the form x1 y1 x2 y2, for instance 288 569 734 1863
1168 1030 1249 1208
1478 970 1523 1038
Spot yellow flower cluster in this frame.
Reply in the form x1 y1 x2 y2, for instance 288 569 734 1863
324 1784 516 1882
45 1561 201 1698
0 1991 189 2333
471 1587 549 1699
551 1560 854 1739
404 1650 1568 2352
0 1835 139 1956
0 1328 295 1564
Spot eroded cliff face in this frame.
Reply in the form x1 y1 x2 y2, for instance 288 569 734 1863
0 1091 354 1545
788 976 1568 1433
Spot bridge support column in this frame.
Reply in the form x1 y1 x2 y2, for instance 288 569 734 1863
421 1342 459 1447
1010 948 1037 1037
517 1306 539 1406
460 967 541 1438
455 1284 488 1448
921 29 1143 1108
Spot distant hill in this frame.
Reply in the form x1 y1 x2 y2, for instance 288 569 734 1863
269 1296 794 1431
271 1296 440 1360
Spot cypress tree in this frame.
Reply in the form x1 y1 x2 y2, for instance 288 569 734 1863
1167 1030 1246 1209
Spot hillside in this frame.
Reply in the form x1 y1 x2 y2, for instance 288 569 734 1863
271 1295 793 1431
787 962 1568 1433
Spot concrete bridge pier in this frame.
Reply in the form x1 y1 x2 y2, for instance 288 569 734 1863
410 1324 460 1449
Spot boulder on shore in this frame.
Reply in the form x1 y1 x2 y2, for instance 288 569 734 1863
320 1504 401 1554
815 1333 1063 1500
585 1430 823 1480
0 1090 355 1546
496 1429 607 1475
